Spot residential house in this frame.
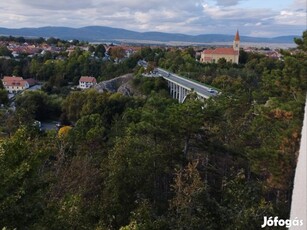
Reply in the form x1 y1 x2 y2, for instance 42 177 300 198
200 30 240 64
2 76 30 93
79 76 97 89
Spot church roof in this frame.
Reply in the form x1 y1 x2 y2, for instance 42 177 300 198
234 30 240 41
203 47 238 55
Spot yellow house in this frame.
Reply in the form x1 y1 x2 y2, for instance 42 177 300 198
200 31 240 64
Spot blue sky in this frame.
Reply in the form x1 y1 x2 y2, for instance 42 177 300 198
238 0 293 10
0 0 305 37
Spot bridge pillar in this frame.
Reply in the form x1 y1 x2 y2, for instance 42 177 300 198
172 82 176 99
178 86 182 102
169 81 172 97
179 86 184 103
181 88 188 103
166 80 191 103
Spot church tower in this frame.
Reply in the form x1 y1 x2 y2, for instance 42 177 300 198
233 30 240 51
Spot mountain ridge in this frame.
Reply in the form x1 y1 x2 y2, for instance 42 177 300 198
0 26 299 45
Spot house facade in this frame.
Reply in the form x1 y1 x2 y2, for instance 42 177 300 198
200 31 240 64
2 76 30 93
79 76 97 89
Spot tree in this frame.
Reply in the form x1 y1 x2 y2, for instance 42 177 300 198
15 91 61 121
71 113 105 146
109 47 125 60
294 30 307 51
169 99 205 158
218 170 274 230
88 45 95 53
169 161 214 230
0 127 49 229
185 47 196 58
95 44 106 57
0 89 8 105
0 46 12 57
46 37 59 45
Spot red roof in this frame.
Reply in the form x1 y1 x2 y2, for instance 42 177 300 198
3 76 23 81
2 76 28 87
203 47 238 55
79 76 97 83
25 78 37 86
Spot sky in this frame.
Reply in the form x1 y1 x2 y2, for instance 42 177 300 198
0 0 306 37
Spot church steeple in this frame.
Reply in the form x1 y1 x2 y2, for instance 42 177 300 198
234 30 240 42
233 30 240 51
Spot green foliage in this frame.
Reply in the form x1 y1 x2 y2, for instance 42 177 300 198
0 127 50 229
0 89 8 105
62 89 133 130
0 46 12 57
219 170 274 230
294 30 307 51
169 161 214 230
71 113 105 145
95 44 106 57
15 91 62 121
133 76 168 95
0 31 306 229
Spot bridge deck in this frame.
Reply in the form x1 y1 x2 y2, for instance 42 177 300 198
156 68 219 98
138 60 219 99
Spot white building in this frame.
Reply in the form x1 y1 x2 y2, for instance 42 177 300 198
79 76 97 89
2 76 30 93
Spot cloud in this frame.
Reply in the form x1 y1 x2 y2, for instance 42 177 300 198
214 0 242 7
16 0 93 10
0 0 305 37
291 0 307 9
201 2 306 36
274 10 306 25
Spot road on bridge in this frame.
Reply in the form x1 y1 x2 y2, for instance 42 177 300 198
156 68 219 98
138 60 219 98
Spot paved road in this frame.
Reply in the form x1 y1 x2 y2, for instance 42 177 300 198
41 121 58 131
156 68 219 98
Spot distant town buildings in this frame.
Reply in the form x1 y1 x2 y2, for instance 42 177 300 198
200 31 240 64
243 47 283 59
79 76 97 89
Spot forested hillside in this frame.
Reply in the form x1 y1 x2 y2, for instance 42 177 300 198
0 31 306 229
0 26 297 43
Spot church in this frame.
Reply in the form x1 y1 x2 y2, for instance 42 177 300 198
200 30 240 64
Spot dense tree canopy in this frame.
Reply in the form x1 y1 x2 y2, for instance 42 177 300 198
0 30 306 229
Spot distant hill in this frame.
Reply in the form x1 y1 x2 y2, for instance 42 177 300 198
0 26 299 45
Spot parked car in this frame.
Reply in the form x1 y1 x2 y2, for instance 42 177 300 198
208 88 217 94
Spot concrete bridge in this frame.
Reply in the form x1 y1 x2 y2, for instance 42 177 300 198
138 60 219 102
156 68 219 102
